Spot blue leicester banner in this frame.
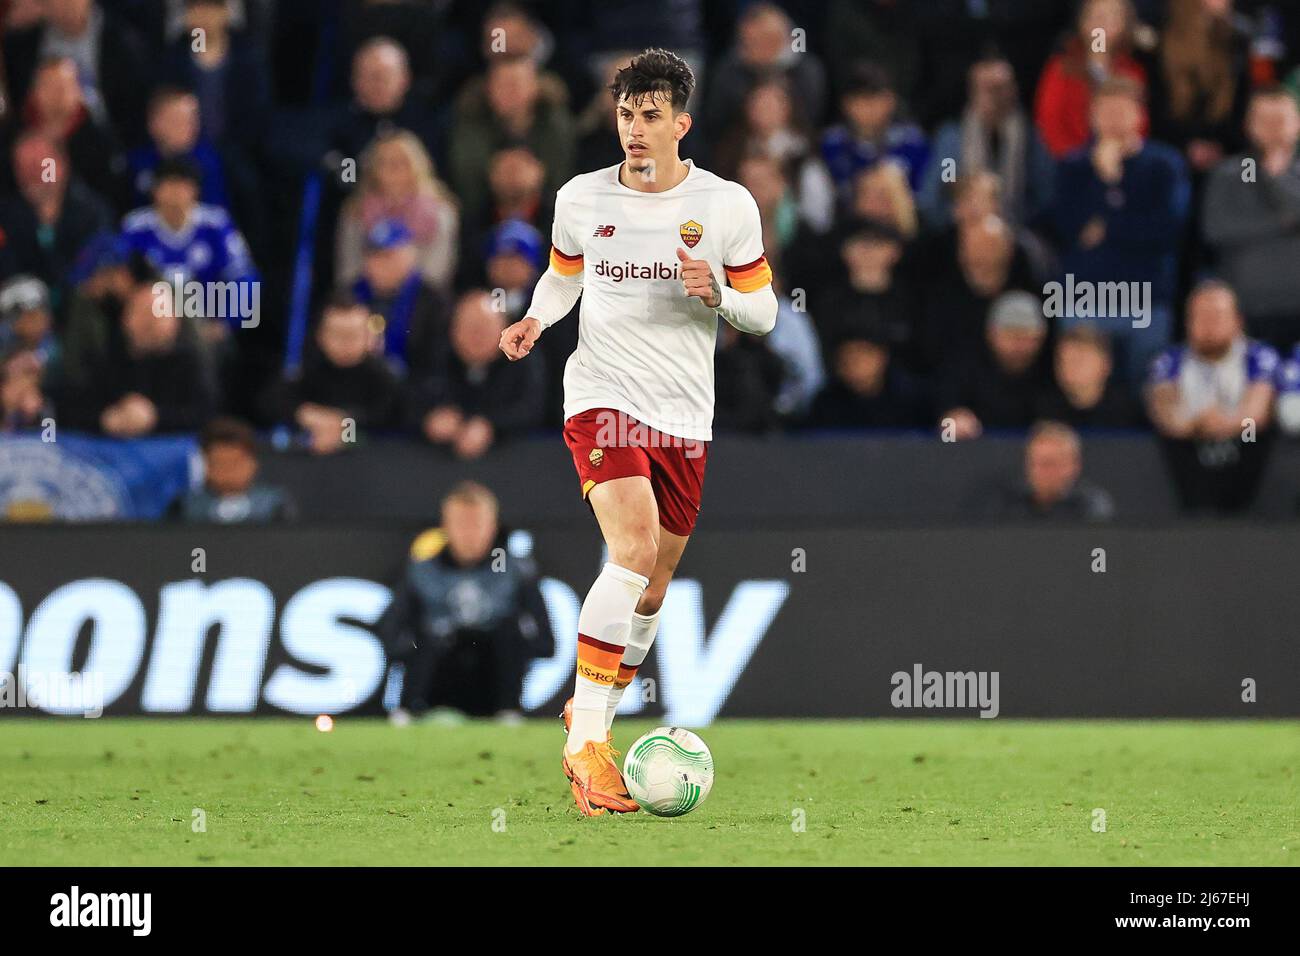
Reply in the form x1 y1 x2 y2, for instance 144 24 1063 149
0 435 198 521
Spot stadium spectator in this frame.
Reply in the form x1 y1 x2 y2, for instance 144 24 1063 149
574 52 635 174
1201 86 1300 350
766 287 827 423
436 2 567 120
484 218 544 325
269 292 403 455
704 3 827 149
1034 0 1150 159
315 37 438 175
1149 0 1250 176
350 218 450 381
849 161 918 241
157 0 272 150
1035 323 1145 429
824 0 923 114
65 280 218 436
169 416 295 523
1146 281 1278 513
0 274 60 387
988 420 1116 521
820 63 929 201
335 129 460 294
0 131 112 303
119 157 259 340
15 55 127 212
811 218 918 372
337 0 444 96
916 214 1038 375
59 238 145 385
711 77 836 233
917 170 1057 287
809 326 931 429
0 348 51 433
379 480 554 722
1274 344 1300 437
1052 76 1189 384
917 55 1055 231
127 87 230 211
713 319 788 434
1 0 151 143
737 155 800 281
456 145 552 290
582 5 705 113
448 53 575 227
938 290 1051 440
416 290 544 459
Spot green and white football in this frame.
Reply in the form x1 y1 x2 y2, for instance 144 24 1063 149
622 727 714 817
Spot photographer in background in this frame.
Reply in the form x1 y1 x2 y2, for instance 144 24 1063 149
379 481 554 723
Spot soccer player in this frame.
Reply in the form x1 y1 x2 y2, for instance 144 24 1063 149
499 49 777 816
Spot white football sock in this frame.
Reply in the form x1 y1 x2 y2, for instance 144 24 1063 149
606 609 661 731
567 562 649 754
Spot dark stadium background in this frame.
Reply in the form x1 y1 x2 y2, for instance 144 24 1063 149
1 0 1299 720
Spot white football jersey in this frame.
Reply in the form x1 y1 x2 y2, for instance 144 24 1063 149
541 159 773 442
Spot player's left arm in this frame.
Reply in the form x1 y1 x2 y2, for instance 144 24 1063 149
679 185 777 335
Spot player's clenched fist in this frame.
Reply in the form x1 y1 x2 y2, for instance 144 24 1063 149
676 247 722 308
500 316 542 361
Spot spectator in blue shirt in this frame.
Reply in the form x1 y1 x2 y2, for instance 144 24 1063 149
820 62 929 202
1052 76 1190 386
119 157 259 339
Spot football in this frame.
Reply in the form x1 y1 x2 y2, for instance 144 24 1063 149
622 727 715 817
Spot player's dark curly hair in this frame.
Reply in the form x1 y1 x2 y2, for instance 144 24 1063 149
608 48 695 113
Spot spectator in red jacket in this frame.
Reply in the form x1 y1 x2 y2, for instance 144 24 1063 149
1034 0 1150 159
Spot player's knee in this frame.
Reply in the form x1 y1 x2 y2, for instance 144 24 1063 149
610 532 657 579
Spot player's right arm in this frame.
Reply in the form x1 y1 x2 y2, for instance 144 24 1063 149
501 182 585 361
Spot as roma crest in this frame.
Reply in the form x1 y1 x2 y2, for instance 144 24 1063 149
588 448 604 467
679 220 703 249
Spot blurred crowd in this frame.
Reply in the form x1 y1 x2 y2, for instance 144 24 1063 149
3 0 1300 516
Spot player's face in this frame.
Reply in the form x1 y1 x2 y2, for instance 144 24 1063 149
617 92 687 172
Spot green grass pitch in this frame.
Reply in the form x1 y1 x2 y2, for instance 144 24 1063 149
1 719 1295 866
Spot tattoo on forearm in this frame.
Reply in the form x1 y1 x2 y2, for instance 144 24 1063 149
708 274 721 307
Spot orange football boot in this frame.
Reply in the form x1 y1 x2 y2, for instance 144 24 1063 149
560 696 637 807
562 739 639 814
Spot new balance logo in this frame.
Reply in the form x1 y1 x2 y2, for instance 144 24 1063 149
593 225 616 237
